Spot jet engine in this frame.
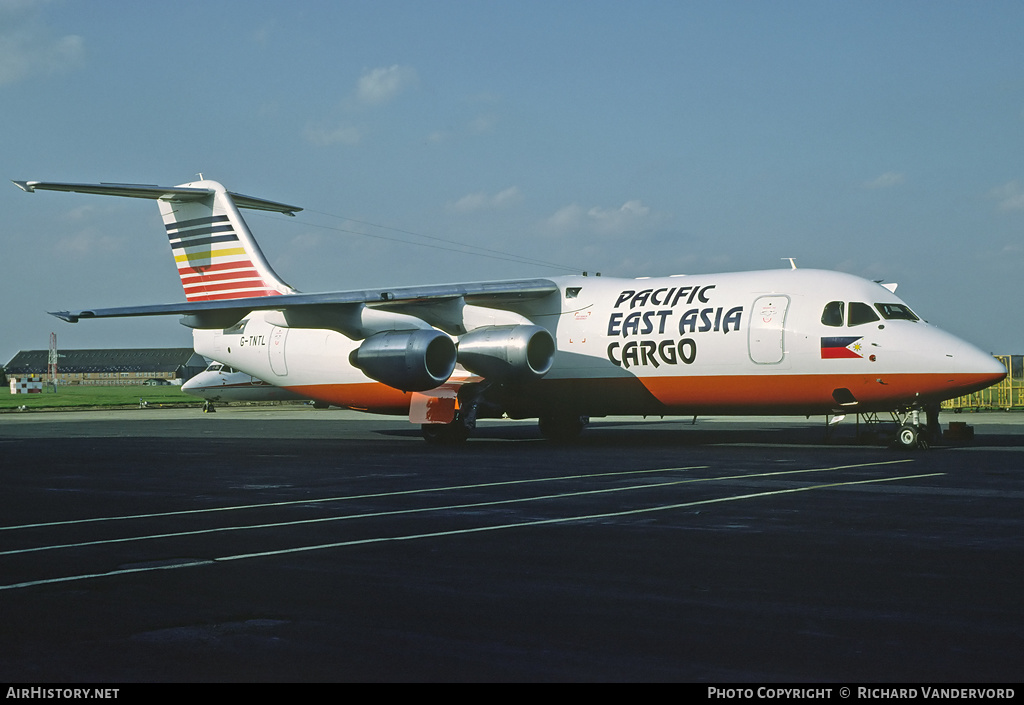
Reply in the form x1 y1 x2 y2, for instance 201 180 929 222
457 325 556 383
349 329 457 392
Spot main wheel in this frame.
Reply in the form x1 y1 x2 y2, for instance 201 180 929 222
421 413 470 444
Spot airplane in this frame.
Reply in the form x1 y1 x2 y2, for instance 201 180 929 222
181 361 312 411
14 178 1006 446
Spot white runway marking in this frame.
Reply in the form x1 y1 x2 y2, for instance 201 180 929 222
0 460 912 557
221 472 944 562
0 465 711 531
0 459 910 532
0 459 921 591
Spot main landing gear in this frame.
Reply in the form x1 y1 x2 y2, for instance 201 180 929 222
421 412 471 444
421 385 487 444
421 412 590 444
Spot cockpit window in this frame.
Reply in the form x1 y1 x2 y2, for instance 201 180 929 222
848 302 880 326
205 363 237 373
821 301 844 327
875 303 919 321
824 300 916 327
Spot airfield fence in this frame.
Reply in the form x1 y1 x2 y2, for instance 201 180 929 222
942 355 1023 411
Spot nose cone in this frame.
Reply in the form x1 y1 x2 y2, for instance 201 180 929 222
953 341 1007 394
180 375 207 397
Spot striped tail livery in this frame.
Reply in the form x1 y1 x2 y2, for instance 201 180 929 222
161 180 297 301
14 178 300 301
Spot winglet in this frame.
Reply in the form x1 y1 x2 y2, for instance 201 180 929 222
49 311 80 323
12 180 34 193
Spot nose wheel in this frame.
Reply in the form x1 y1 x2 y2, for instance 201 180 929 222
894 405 939 450
897 423 927 449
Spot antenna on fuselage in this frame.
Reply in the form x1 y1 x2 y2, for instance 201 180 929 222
782 258 797 270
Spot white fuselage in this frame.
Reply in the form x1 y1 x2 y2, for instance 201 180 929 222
192 268 1005 420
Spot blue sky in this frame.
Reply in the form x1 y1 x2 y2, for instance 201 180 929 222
3 0 1023 365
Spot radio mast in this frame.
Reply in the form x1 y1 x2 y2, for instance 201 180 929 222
48 332 58 386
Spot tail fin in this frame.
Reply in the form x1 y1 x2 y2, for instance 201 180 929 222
161 180 297 301
13 178 301 301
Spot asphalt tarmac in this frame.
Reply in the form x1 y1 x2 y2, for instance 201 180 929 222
0 406 1021 682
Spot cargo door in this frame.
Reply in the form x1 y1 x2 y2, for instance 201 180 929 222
748 295 790 364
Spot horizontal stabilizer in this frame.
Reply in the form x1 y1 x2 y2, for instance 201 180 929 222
12 180 302 215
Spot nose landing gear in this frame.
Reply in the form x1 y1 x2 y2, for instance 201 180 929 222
897 422 925 449
894 405 940 450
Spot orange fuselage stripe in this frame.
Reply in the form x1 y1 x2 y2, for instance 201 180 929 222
285 371 1003 417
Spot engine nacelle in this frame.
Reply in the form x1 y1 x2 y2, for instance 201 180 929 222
349 329 457 392
457 325 556 383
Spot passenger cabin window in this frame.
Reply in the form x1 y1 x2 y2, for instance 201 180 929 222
875 303 919 321
847 302 880 326
821 301 844 327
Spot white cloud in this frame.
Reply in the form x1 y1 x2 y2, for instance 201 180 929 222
302 65 416 146
250 23 273 47
0 26 83 86
0 2 84 86
546 203 585 233
588 200 651 233
447 186 521 213
862 172 905 189
304 123 361 147
51 227 121 258
426 114 498 144
545 199 657 236
356 65 417 105
469 113 498 134
64 204 99 222
989 180 1024 211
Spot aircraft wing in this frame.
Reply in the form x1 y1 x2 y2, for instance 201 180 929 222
50 278 561 331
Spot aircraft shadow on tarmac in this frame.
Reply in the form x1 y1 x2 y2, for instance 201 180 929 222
373 418 1023 448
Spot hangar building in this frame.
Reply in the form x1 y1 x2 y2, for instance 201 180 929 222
4 348 206 387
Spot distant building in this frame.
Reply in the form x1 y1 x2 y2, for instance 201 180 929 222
4 348 206 387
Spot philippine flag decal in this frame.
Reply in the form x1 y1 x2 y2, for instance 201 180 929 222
820 336 865 359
